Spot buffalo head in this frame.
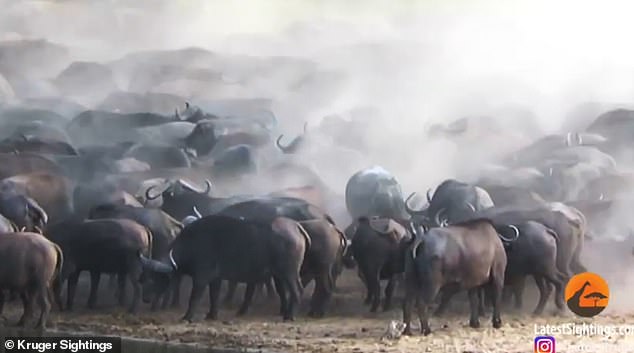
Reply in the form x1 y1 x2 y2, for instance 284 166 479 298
184 120 217 156
144 178 212 204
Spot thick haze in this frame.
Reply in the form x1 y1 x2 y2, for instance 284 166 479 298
3 0 634 192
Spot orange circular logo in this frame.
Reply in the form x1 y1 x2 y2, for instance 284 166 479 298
565 272 609 318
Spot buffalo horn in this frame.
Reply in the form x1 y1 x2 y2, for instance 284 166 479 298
276 135 291 153
179 178 211 195
169 249 179 270
465 202 476 212
499 224 520 242
426 188 433 202
434 208 446 227
193 206 203 219
145 180 173 201
139 253 174 273
566 132 573 147
411 237 423 259
27 197 48 226
404 192 427 215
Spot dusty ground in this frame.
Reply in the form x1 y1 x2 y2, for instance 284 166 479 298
3 239 634 353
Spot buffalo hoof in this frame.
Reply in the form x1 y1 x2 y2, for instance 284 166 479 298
469 319 480 329
181 316 194 323
421 326 432 336
402 328 413 336
492 318 502 329
205 313 218 321
282 316 295 322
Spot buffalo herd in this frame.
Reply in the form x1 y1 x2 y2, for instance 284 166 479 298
1 43 634 338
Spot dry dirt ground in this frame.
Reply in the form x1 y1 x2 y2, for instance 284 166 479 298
3 239 634 353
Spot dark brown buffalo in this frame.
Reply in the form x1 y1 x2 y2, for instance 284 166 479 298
46 218 152 313
0 232 63 329
0 152 63 179
475 205 586 277
297 219 348 317
138 215 308 322
0 171 74 221
349 216 412 312
403 219 507 335
502 221 566 315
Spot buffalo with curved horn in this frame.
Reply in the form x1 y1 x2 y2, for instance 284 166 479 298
405 179 494 228
276 122 308 154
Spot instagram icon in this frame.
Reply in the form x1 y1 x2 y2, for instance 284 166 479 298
534 336 556 353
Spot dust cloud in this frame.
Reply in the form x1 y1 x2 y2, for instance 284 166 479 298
2 0 634 310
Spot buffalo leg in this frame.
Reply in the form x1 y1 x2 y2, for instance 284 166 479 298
16 292 32 327
182 277 206 322
170 274 182 308
282 275 302 322
66 271 80 311
223 281 238 306
383 276 396 312
117 273 127 306
512 277 526 310
570 247 587 275
547 272 566 312
35 286 51 330
402 287 415 336
52 279 64 311
490 277 503 329
308 271 332 318
434 285 459 316
532 275 553 316
87 271 101 309
265 278 276 300
468 288 481 328
364 267 381 313
206 279 222 320
273 276 288 317
237 283 256 316
416 296 431 336
127 271 142 314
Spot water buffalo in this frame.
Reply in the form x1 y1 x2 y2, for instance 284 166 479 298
474 205 586 278
345 166 409 221
46 218 153 313
348 216 411 312
0 232 63 329
402 218 507 335
406 179 494 227
502 221 566 315
139 215 308 321
297 219 349 317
